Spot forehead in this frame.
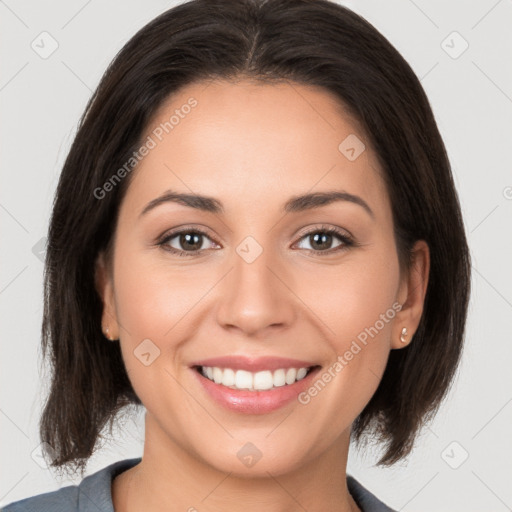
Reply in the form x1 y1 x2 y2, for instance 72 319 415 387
121 79 389 220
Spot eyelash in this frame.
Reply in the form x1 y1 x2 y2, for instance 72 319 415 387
157 224 356 258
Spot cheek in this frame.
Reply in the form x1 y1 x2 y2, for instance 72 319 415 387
111 244 197 407
294 250 400 428
112 239 206 339
295 243 401 388
111 240 220 394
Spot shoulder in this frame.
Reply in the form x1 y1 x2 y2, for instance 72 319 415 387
1 484 78 512
347 474 397 512
1 458 142 512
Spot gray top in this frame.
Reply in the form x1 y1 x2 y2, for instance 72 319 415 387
1 457 396 512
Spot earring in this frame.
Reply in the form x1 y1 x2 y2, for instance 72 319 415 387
400 327 408 343
104 326 116 341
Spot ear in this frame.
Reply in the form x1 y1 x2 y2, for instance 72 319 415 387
392 240 430 349
94 251 119 340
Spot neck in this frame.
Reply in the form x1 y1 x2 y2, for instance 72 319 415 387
112 413 360 512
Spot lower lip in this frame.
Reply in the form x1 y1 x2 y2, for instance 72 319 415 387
191 366 320 414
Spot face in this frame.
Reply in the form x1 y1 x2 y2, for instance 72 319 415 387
96 78 428 477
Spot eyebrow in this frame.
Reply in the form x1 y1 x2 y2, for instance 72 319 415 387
139 189 374 219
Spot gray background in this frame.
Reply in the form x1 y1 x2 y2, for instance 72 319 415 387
1 0 511 510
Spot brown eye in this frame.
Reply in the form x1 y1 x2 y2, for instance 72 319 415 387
175 232 204 251
159 228 219 257
305 232 340 251
294 226 354 255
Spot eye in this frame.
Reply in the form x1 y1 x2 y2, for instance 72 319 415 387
157 224 355 257
158 227 219 257
293 225 355 255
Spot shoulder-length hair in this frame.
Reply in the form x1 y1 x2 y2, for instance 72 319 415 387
40 0 471 477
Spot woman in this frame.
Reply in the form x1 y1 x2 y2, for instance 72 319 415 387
2 0 470 511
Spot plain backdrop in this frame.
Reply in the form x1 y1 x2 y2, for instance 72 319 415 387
1 1 511 510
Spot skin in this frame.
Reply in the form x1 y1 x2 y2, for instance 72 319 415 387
95 78 429 512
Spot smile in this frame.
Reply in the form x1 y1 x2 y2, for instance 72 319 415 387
190 356 322 414
196 365 315 391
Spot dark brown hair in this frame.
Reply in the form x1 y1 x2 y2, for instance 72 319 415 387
40 0 471 477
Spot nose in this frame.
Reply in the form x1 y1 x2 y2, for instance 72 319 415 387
215 243 297 337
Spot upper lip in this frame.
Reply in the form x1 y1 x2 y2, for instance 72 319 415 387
190 356 319 372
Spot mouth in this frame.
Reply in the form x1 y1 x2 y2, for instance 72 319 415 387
190 358 323 414
192 364 320 392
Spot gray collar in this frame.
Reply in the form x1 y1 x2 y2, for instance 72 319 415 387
77 457 395 512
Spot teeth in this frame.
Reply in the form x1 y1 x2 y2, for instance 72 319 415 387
285 368 297 384
253 370 273 390
200 366 312 391
296 367 308 380
235 370 253 389
222 368 235 387
273 369 286 387
213 367 223 384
